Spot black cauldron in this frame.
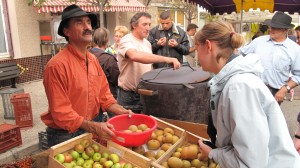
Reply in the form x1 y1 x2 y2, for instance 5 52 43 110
138 66 211 124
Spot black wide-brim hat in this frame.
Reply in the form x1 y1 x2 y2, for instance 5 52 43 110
58 4 97 37
263 11 294 29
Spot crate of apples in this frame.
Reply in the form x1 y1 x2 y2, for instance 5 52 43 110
49 133 141 168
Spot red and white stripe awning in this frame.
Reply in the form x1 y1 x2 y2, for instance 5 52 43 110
34 0 146 13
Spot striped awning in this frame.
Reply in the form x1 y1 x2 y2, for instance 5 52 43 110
34 0 146 13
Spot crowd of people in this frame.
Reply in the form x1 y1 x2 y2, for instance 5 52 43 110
41 4 300 167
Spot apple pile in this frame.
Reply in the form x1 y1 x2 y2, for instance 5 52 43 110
160 143 219 168
131 127 180 161
54 139 137 168
122 124 149 133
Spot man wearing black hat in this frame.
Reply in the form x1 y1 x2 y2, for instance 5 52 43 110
42 4 133 147
239 11 300 104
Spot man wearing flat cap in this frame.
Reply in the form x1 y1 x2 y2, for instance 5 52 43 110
41 4 133 147
239 11 300 104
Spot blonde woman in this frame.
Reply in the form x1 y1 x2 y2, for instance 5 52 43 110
105 25 129 57
195 20 300 167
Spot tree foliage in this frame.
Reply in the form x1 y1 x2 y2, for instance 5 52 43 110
170 0 197 24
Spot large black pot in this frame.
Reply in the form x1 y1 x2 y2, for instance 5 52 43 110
138 66 211 124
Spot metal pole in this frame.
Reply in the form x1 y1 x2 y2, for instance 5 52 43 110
240 0 244 33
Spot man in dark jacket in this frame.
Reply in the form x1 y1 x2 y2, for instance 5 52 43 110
148 11 190 69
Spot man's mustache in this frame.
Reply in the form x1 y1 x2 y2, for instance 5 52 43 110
83 29 92 35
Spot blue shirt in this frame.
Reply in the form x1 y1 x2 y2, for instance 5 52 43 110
239 35 300 89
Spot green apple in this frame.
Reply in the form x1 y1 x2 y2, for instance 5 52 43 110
54 153 65 163
123 163 133 168
93 162 103 168
74 166 84 168
63 162 73 168
71 150 80 160
85 159 94 165
109 154 119 163
82 151 90 160
83 162 92 168
112 163 121 168
76 157 85 166
104 160 114 168
102 152 109 159
93 152 101 162
70 160 77 167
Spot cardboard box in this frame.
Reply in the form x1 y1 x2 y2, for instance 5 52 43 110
159 118 209 139
48 133 146 168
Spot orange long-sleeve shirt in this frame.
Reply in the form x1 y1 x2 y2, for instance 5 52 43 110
41 44 117 133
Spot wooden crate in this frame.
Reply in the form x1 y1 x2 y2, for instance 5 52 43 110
159 118 209 139
48 133 144 168
120 116 185 165
152 131 209 168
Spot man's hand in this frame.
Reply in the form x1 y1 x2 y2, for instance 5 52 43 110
168 39 178 48
275 87 288 103
166 57 181 69
122 109 134 117
157 37 167 46
81 120 116 139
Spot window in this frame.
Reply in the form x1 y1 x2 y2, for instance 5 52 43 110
0 0 8 58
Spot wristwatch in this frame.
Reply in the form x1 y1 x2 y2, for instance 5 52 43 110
284 84 291 93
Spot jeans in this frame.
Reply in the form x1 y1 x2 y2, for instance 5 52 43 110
117 88 143 113
46 115 102 147
117 88 141 106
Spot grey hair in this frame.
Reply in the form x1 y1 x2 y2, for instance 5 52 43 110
130 12 151 30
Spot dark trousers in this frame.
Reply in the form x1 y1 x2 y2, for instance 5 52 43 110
46 115 102 147
117 87 143 113
117 87 141 106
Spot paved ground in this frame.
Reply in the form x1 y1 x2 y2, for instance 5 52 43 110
0 80 299 165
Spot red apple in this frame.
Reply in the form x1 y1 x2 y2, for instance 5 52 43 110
74 144 85 154
99 157 107 165
91 143 100 153
81 139 91 148
86 147 95 157
54 153 65 163
64 153 73 163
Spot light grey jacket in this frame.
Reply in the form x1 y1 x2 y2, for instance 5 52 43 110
208 54 300 168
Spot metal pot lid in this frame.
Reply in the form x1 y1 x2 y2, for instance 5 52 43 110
141 65 211 84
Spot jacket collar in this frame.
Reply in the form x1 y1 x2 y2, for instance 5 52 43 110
158 22 180 35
